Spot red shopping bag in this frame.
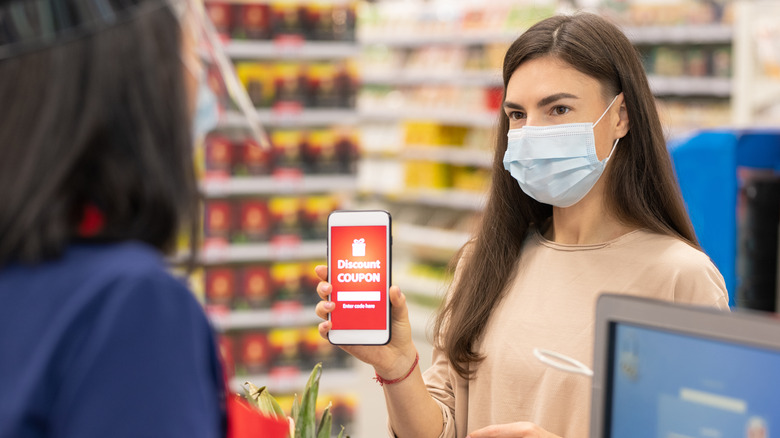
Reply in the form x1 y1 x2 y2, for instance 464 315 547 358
227 393 289 438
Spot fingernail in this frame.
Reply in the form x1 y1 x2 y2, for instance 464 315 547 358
325 301 335 310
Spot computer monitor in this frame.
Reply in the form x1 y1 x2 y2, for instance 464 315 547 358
590 294 780 438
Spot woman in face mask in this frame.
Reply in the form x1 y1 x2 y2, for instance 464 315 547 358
313 12 729 438
0 1 283 437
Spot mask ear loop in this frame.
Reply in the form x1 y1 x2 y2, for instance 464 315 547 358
172 0 269 149
533 348 594 377
592 94 621 128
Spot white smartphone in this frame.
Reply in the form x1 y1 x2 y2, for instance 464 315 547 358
327 210 392 345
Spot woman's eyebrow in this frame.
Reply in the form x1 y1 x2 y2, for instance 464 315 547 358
536 93 579 108
503 93 579 111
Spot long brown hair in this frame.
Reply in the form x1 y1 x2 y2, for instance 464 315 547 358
433 12 699 380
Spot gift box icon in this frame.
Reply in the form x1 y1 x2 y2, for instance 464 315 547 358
352 238 366 257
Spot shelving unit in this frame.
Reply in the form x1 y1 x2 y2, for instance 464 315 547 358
360 33 517 48
732 1 780 126
648 75 732 98
222 109 360 127
390 189 487 212
200 1 363 434
400 146 492 168
360 109 497 129
621 17 735 134
623 24 732 45
362 71 502 88
393 222 471 253
201 174 356 197
210 306 320 331
225 40 359 60
199 241 326 265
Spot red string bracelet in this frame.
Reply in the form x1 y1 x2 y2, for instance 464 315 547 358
374 353 419 386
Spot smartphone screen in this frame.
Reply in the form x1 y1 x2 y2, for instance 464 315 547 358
327 210 391 345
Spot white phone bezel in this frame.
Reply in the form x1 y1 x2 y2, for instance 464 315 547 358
327 210 391 345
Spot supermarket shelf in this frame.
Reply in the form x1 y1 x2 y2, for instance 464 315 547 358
230 368 357 394
222 109 359 127
198 241 326 265
225 40 359 60
389 189 487 211
360 32 518 47
407 302 439 341
208 0 353 4
209 307 320 331
393 223 471 253
362 70 502 87
401 146 493 168
395 273 449 300
624 24 733 45
201 175 357 197
648 76 732 97
360 108 497 128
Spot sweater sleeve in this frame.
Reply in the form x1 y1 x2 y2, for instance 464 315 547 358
51 269 225 438
671 250 730 310
421 346 458 438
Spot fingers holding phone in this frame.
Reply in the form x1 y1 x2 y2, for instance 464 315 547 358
314 265 415 376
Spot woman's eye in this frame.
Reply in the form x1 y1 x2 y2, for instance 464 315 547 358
552 106 570 115
508 111 525 121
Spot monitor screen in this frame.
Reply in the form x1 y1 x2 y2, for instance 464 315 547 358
607 322 780 438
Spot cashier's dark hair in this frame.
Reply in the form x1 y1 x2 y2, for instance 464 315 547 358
434 12 700 380
0 1 199 265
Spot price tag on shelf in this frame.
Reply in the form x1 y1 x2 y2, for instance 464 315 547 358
270 235 303 259
202 173 231 197
271 102 304 126
272 300 305 326
202 238 230 263
269 366 302 391
271 168 304 192
273 35 305 56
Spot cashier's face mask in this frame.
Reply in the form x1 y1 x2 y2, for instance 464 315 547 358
182 57 220 141
502 95 621 208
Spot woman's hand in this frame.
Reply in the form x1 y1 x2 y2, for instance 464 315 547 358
466 422 562 438
313 265 417 379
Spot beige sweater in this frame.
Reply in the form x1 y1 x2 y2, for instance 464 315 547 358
421 229 729 438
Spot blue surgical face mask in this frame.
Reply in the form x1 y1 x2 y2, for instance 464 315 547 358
192 68 220 141
502 95 621 208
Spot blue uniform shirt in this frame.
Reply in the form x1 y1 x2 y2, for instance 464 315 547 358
0 242 225 437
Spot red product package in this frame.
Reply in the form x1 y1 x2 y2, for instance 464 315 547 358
268 328 302 370
205 267 236 309
236 198 272 242
205 135 233 177
240 265 274 309
233 138 272 176
235 4 271 40
270 263 304 304
240 331 272 375
484 87 504 112
268 196 302 238
205 3 232 37
300 326 339 369
204 200 233 240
